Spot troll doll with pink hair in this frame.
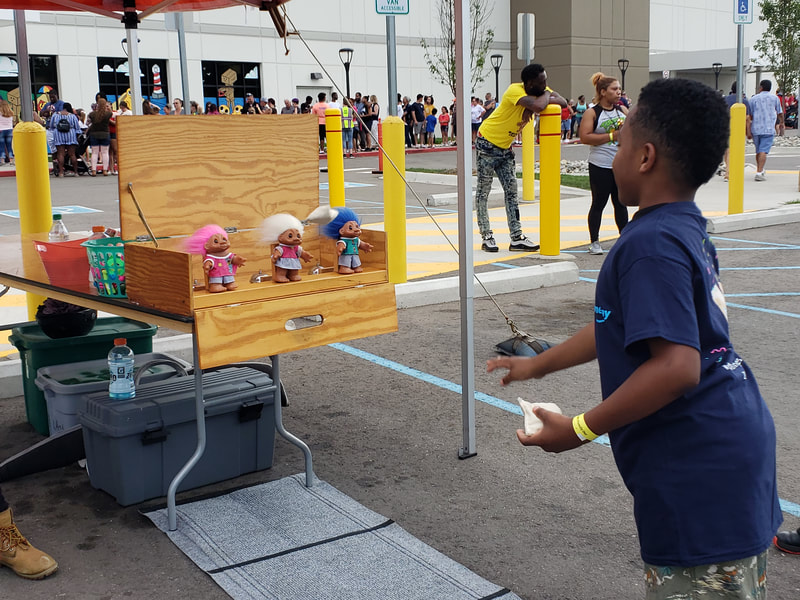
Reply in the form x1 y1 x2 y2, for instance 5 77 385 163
185 225 247 292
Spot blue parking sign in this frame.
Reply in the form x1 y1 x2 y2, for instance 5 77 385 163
734 0 753 23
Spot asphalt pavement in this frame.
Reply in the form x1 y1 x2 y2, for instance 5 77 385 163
0 143 799 599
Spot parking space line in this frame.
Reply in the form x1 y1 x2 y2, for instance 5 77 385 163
725 303 800 319
725 293 800 297
721 266 800 271
718 247 800 251
329 341 800 518
711 236 800 249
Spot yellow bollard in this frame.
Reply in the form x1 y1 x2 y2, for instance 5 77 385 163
382 116 406 284
728 103 746 215
538 104 562 256
13 121 52 318
325 108 345 208
521 118 535 201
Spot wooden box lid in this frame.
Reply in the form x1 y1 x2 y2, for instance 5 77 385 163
115 114 319 240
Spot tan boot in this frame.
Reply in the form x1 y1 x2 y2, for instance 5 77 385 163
0 508 58 580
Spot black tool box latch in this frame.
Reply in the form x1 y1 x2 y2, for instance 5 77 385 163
238 401 264 423
141 426 169 446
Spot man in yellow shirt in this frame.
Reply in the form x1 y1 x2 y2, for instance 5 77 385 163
476 63 566 252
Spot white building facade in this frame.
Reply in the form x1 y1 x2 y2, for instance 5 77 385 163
0 1 780 118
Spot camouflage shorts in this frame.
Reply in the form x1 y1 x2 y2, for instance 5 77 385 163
644 550 767 599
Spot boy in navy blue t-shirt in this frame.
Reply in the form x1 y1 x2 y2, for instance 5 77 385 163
488 78 781 597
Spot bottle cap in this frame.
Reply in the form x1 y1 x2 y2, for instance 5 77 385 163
92 226 105 232
113 338 127 346
53 214 62 220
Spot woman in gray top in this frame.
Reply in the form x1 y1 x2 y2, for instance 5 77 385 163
579 73 629 255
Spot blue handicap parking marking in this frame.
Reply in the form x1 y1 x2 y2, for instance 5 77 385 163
52 205 103 214
319 182 374 190
0 205 102 219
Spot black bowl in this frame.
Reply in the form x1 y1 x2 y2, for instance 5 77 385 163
35 307 98 339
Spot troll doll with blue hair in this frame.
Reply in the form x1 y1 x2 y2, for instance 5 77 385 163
322 207 373 274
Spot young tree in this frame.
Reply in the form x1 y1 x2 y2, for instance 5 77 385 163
420 0 495 97
754 0 800 95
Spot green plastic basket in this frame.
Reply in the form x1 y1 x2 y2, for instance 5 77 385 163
83 237 126 298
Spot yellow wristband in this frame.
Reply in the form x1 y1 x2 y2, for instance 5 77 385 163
572 413 599 442
608 131 614 143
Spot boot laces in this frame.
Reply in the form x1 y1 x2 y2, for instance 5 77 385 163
0 525 29 552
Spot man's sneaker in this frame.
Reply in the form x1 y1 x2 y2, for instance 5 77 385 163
509 236 540 252
754 173 766 182
588 241 604 255
774 528 800 555
481 236 499 253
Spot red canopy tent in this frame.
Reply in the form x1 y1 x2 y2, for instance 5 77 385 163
1 0 291 116
0 1 289 17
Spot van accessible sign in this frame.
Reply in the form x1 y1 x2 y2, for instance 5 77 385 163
377 0 409 15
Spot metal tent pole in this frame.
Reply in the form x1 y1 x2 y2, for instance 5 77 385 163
123 1 143 115
13 10 33 122
455 0 476 459
176 12 191 114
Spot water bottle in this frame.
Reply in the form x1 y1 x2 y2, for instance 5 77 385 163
48 214 69 242
108 337 135 399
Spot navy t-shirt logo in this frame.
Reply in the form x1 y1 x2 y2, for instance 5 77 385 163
594 305 611 323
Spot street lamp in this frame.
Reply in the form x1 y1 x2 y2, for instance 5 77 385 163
617 58 630 92
712 62 722 91
490 54 503 102
339 47 353 99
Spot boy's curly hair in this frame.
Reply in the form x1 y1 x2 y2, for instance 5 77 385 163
631 78 729 189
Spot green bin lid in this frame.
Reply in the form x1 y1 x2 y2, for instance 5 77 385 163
9 317 156 351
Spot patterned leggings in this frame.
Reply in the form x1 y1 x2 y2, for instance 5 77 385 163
475 136 522 240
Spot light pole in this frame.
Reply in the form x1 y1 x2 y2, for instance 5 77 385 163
490 54 503 102
339 48 353 99
712 62 722 91
617 58 630 92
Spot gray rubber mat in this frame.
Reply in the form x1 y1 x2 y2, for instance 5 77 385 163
144 473 520 600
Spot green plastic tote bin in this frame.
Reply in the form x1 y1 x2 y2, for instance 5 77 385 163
9 317 157 436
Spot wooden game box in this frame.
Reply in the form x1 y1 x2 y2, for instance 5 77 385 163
115 115 397 369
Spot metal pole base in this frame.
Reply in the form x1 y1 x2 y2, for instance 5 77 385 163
458 448 477 460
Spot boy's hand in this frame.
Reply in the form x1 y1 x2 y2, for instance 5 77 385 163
516 407 585 453
487 355 542 385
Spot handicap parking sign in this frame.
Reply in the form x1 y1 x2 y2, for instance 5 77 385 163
734 0 753 24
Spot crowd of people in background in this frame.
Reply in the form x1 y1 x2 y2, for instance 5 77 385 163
0 84 650 175
29 90 135 177
3 79 796 178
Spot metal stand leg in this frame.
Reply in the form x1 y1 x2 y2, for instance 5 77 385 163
271 355 315 487
167 337 206 531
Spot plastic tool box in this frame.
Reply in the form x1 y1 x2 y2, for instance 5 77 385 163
35 353 193 435
79 366 276 506
9 317 157 435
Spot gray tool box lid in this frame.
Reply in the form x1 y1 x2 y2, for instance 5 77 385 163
78 367 274 438
35 352 193 396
